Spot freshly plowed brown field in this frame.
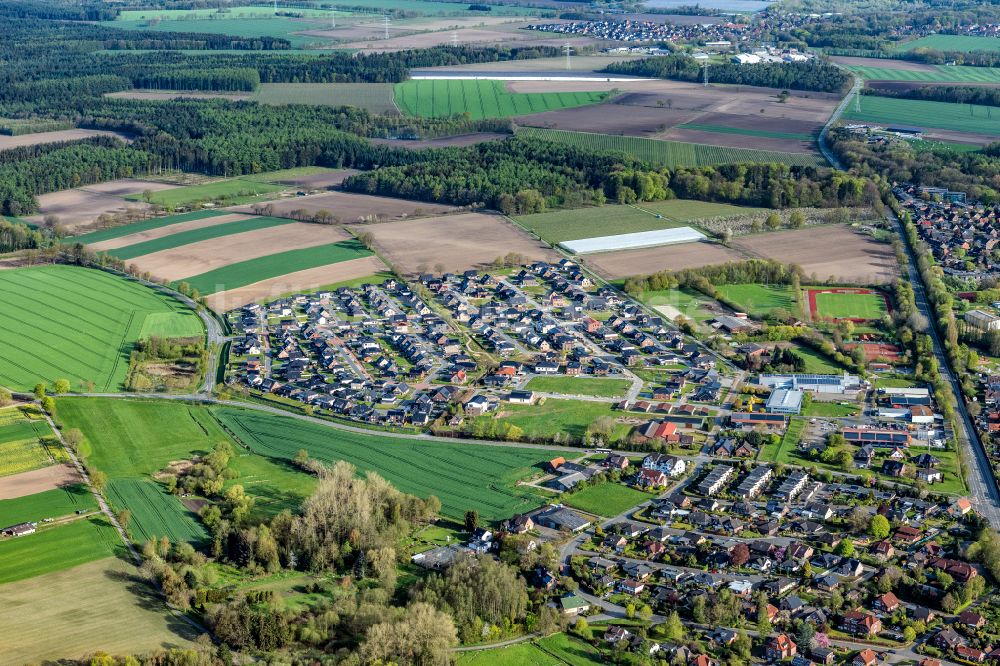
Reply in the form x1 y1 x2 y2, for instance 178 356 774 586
230 191 457 223
0 464 82 500
23 180 179 229
584 241 744 279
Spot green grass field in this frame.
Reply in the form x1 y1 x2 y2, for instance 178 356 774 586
108 16 334 49
395 80 608 120
0 517 121 584
896 35 1000 54
457 643 563 666
909 138 981 153
564 482 652 517
0 557 197 663
179 239 372 294
844 62 1000 84
241 166 341 183
0 409 54 477
513 199 762 244
844 95 1000 136
812 291 888 320
801 401 858 417
125 178 284 208
0 484 96 526
213 407 561 522
794 346 848 374
716 284 796 318
0 266 203 391
109 216 296 261
534 633 604 666
106 478 207 546
255 82 396 113
639 288 717 322
484 399 642 443
72 210 232 245
517 127 825 168
677 123 814 140
525 375 631 398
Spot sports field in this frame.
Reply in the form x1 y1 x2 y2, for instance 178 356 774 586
844 96 1000 136
514 199 762 244
213 408 560 522
71 210 233 245
394 80 608 120
563 482 651 517
0 517 121 584
525 376 631 398
179 239 372 294
0 483 95 526
516 128 825 168
843 62 1000 84
896 34 1000 54
109 215 296 261
0 265 203 392
715 284 797 318
124 178 285 208
807 288 889 321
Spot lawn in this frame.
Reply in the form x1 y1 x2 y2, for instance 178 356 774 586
72 210 232 245
394 80 608 120
484 398 643 443
844 62 1000 84
255 83 397 113
124 178 285 208
811 290 888 320
758 417 804 463
212 407 563 523
0 265 203 391
535 633 605 666
457 642 563 666
179 239 372 295
716 284 796 318
0 557 198 663
843 96 1000 136
564 482 652 517
109 216 296 261
0 484 96 526
0 517 121 584
794 346 848 374
801 401 859 417
526 375 631 398
516 127 825 168
896 35 1000 54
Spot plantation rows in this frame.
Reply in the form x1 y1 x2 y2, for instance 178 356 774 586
213 409 555 522
515 128 824 168
105 478 208 546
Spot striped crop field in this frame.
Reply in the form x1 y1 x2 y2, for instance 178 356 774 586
179 239 372 295
0 265 203 391
676 123 814 140
212 408 561 522
0 484 96 526
105 478 208 546
0 517 122 584
844 96 1000 135
516 127 825 168
71 210 232 245
109 216 296 261
394 80 608 120
844 63 1000 84
895 34 1000 54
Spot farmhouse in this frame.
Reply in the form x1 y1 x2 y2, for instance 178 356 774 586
1 522 37 537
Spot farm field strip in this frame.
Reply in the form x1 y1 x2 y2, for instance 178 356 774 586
895 34 1000 53
394 79 608 120
0 266 202 391
124 177 285 208
254 82 397 113
108 215 296 260
70 210 232 245
0 517 121 584
0 483 96 526
516 127 825 168
676 122 814 140
844 95 1000 135
178 239 372 295
213 408 561 522
844 63 1000 83
105 477 208 546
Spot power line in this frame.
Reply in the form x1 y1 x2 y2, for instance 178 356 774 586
702 59 709 87
383 14 390 39
563 42 572 70
452 30 458 47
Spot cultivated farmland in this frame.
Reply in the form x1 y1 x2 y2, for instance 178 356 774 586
0 517 121 584
230 190 457 222
23 179 178 230
843 95 1000 138
394 80 608 120
254 82 397 113
0 483 95 526
0 265 203 391
584 241 746 279
125 177 285 208
896 34 1000 53
350 212 560 275
107 215 296 261
0 464 82 500
0 407 55 478
213 408 561 522
106 478 208 546
0 557 197 664
516 128 825 168
76 210 238 247
836 57 1000 84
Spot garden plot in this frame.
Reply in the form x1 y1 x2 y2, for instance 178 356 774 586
561 226 706 254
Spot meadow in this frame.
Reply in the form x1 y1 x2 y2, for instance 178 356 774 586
255 83 396 113
844 96 1000 135
525 375 631 398
516 128 825 168
0 266 203 391
716 284 797 318
109 215 296 261
482 399 642 443
563 482 652 517
896 34 1000 54
125 178 285 208
213 408 561 522
394 80 608 120
0 483 95 526
0 517 121 584
457 633 602 666
180 239 372 294
844 63 1000 84
0 557 198 664
71 210 232 245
